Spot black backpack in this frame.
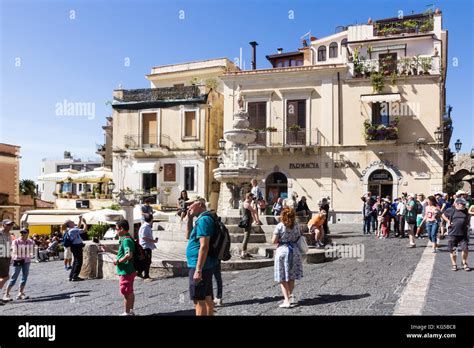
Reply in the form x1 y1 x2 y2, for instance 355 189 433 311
416 201 423 214
124 236 147 273
198 212 231 261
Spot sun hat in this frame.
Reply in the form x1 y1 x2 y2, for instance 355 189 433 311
2 219 13 226
186 195 203 203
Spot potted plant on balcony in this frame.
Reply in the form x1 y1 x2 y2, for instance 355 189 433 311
419 18 433 33
287 124 301 132
150 187 159 195
399 57 410 75
93 186 100 199
419 57 432 75
370 71 384 93
403 19 417 33
411 55 420 75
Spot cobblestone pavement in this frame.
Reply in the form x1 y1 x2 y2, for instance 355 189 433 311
0 224 433 316
422 230 474 315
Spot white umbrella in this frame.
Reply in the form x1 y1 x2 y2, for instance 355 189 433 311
71 167 113 183
38 169 78 182
81 209 125 225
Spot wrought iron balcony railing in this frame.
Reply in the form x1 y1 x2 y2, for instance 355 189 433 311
119 85 203 102
248 129 320 147
351 56 440 78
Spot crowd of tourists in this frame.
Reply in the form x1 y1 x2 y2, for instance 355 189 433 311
0 181 472 315
362 190 473 270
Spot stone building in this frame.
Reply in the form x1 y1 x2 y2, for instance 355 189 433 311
0 143 21 224
221 10 450 222
111 58 238 209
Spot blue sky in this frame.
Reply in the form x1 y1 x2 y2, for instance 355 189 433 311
1 0 472 180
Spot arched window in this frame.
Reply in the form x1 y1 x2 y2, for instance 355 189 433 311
329 42 338 58
341 38 348 54
317 46 327 61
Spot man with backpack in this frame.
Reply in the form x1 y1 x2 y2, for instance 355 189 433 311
405 194 417 248
442 198 471 272
63 218 85 282
185 201 219 316
114 219 137 315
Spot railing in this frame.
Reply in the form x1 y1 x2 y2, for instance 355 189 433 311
123 134 196 151
249 132 267 146
119 85 203 102
364 121 398 141
248 129 321 147
124 134 159 150
373 14 434 37
286 130 306 145
351 56 440 78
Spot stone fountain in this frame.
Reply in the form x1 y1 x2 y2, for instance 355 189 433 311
213 89 263 217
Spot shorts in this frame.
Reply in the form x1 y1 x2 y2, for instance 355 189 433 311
64 247 72 259
0 258 11 278
189 268 214 301
447 235 469 252
119 272 136 296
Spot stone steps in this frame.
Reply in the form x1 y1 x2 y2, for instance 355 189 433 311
229 233 267 244
226 225 264 234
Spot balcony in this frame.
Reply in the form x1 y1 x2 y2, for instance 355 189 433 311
364 119 398 144
112 85 208 110
286 129 307 146
123 134 202 154
248 129 320 148
373 13 434 37
351 55 440 78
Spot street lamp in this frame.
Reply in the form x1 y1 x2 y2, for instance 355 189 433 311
434 126 443 143
454 139 462 153
107 181 116 194
218 138 226 150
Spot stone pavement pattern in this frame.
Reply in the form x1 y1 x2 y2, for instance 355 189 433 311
0 224 438 316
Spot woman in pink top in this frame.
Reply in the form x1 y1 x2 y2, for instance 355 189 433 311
421 196 441 253
3 229 35 302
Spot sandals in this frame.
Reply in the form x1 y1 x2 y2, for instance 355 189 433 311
451 265 458 271
462 264 471 272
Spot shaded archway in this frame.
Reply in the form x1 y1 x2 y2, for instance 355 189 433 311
368 170 393 198
265 172 288 205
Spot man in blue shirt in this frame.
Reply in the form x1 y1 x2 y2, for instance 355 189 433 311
64 217 85 282
185 201 217 316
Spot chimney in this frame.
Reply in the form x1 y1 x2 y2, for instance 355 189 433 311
249 41 258 70
277 48 283 54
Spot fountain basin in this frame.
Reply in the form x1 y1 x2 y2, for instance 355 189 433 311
224 129 256 145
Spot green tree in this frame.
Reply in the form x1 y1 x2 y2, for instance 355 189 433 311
19 179 37 197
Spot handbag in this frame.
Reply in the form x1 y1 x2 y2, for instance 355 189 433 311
13 259 25 267
297 235 309 254
238 216 250 229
